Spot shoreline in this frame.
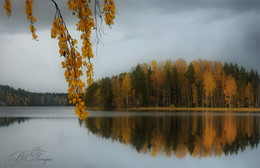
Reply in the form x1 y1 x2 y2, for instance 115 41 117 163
87 107 260 112
1 106 259 112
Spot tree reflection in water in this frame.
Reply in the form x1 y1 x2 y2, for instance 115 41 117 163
83 113 260 158
1 112 259 159
0 117 29 127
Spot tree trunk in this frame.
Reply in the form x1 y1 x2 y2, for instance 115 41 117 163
211 90 213 108
157 82 159 106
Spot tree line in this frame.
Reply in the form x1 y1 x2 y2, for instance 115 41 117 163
85 59 260 109
0 85 69 106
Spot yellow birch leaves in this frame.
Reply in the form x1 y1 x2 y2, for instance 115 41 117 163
67 0 95 86
4 0 38 39
104 0 116 26
3 0 116 120
64 0 115 119
4 0 11 17
51 16 87 120
25 0 38 40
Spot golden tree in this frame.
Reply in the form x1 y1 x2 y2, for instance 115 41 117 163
224 75 237 108
2 0 116 119
112 77 123 108
203 70 216 107
151 60 164 106
121 73 131 108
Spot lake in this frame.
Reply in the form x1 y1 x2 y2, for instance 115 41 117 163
0 107 260 168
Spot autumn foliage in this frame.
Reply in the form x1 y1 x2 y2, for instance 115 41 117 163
224 75 237 108
86 59 260 109
25 0 38 40
4 0 11 17
2 0 116 119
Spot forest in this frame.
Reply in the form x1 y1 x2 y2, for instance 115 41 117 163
0 85 69 106
85 59 260 109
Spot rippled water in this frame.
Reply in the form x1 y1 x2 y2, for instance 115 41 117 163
0 107 260 168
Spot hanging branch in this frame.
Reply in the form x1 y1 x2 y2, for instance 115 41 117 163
3 0 116 120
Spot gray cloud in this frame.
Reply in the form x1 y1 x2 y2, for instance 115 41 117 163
0 0 75 34
118 0 260 15
1 0 260 33
0 0 259 92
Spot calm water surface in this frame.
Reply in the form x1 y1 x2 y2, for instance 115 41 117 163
0 107 260 168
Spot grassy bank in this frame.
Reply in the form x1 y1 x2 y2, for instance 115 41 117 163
87 107 260 112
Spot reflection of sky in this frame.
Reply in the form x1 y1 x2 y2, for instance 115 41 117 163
0 108 260 168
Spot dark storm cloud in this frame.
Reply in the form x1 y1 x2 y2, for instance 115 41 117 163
1 0 260 33
115 0 260 72
242 29 260 60
0 0 260 92
118 0 260 14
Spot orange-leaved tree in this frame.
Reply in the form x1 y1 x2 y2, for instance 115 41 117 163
2 0 116 119
121 73 131 108
203 70 216 107
224 75 237 108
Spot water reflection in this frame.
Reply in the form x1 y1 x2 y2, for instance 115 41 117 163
0 118 29 127
83 113 260 158
1 112 260 159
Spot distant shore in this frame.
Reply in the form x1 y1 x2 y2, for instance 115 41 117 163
87 107 260 112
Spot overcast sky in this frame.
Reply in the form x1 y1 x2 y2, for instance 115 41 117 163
0 0 260 93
